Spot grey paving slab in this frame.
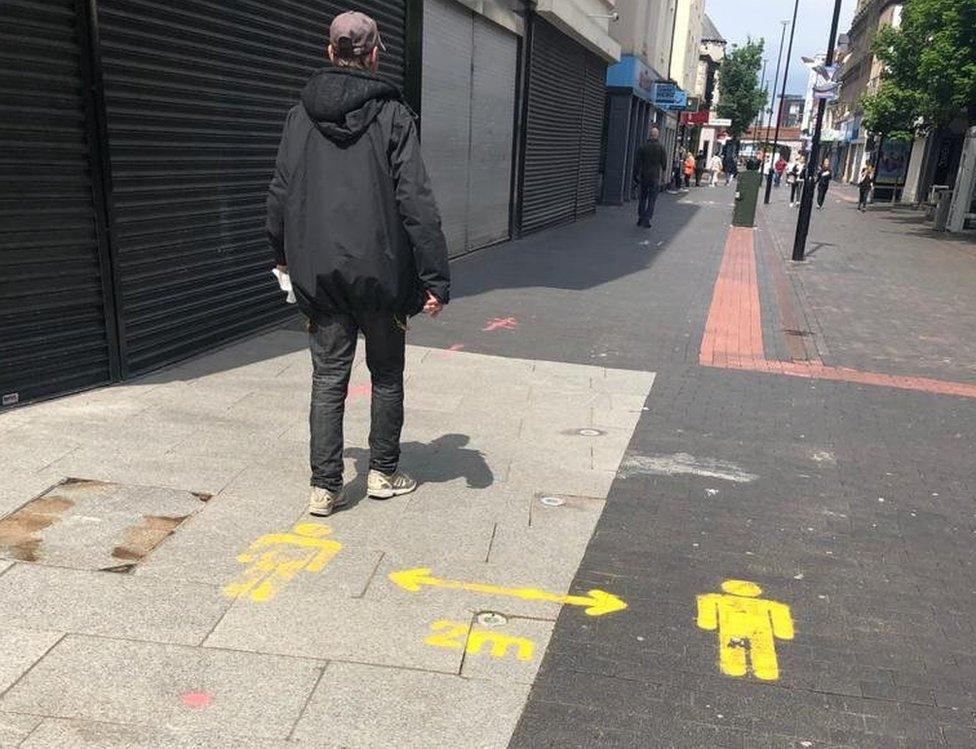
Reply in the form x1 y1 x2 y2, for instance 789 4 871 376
0 564 228 645
0 480 204 569
0 427 81 474
0 713 42 748
459 616 556 685
20 719 310 749
0 635 322 739
37 450 246 497
133 493 321 587
291 661 531 748
0 625 63 693
205 586 469 673
505 458 617 499
0 472 60 520
487 522 597 572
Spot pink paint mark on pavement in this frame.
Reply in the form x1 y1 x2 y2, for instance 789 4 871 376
181 691 213 709
433 343 466 360
347 383 371 398
483 317 518 332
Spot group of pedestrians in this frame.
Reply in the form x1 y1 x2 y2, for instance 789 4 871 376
631 122 879 230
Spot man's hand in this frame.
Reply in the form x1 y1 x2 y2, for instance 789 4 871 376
276 264 287 273
423 292 443 318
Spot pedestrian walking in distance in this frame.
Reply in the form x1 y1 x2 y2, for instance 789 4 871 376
857 164 874 212
633 125 667 228
708 153 722 186
786 158 804 207
773 154 787 187
694 150 706 187
815 158 832 209
683 151 695 189
723 151 737 186
267 11 450 517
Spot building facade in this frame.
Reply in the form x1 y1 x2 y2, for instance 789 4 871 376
600 0 709 204
1 0 618 406
778 94 805 129
693 14 727 159
830 0 905 188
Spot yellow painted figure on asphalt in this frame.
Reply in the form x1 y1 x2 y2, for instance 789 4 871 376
696 579 794 681
223 523 342 603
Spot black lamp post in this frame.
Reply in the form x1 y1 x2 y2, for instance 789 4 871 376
762 21 789 180
764 0 801 204
792 0 844 261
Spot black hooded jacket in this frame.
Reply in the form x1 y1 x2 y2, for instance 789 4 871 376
267 67 450 318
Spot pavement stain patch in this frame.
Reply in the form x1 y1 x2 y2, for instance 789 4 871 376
111 514 188 563
0 494 75 562
0 478 205 570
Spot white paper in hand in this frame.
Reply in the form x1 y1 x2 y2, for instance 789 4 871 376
271 268 296 304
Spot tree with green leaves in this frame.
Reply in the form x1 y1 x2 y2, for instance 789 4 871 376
716 39 768 145
862 0 976 134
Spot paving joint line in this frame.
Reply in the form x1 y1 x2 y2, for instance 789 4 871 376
353 551 385 599
0 632 67 702
286 661 329 741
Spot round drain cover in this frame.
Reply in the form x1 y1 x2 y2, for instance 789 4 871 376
477 612 508 627
577 428 604 437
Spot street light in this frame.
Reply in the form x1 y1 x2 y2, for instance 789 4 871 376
792 0 844 261
752 57 768 154
764 1 801 205
762 21 789 186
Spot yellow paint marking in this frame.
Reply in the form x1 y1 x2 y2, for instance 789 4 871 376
696 579 794 681
223 523 341 603
389 567 627 616
425 620 535 661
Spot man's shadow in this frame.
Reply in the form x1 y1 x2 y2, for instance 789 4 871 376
342 433 493 508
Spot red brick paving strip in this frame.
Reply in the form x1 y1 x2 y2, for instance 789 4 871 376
700 226 976 399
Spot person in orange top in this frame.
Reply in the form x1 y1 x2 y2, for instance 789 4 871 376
683 151 695 188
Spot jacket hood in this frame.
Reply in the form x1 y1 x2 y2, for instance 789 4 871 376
301 67 401 143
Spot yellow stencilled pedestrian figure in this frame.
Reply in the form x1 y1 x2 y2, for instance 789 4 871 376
696 579 794 681
223 523 341 603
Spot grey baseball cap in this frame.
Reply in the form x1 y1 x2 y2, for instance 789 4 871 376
330 11 386 55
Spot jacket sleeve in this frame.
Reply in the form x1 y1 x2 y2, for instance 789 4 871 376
633 146 643 183
389 105 451 304
266 108 296 267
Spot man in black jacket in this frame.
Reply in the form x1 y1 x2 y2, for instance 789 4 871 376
633 126 667 228
267 11 450 516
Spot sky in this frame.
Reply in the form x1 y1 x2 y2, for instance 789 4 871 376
704 0 857 113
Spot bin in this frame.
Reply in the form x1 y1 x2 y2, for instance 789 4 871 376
733 170 763 227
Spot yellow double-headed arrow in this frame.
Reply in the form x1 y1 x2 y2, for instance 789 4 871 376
389 567 627 617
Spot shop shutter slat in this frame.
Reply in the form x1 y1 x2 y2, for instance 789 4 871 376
421 0 472 257
0 0 113 405
520 17 606 235
97 0 406 374
466 16 516 251
576 56 606 217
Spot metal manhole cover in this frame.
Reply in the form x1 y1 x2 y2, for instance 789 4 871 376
476 612 508 627
0 478 207 572
562 428 606 437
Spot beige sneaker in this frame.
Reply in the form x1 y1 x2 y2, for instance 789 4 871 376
308 486 347 516
367 469 417 499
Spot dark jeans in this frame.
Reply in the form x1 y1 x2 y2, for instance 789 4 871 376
638 181 659 225
816 183 829 207
789 181 801 202
858 186 870 209
309 312 405 491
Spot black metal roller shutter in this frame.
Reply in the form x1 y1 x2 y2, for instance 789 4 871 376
576 55 607 216
0 0 116 406
95 0 406 375
519 18 606 235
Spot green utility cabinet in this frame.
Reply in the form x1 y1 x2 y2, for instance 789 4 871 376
733 170 763 227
